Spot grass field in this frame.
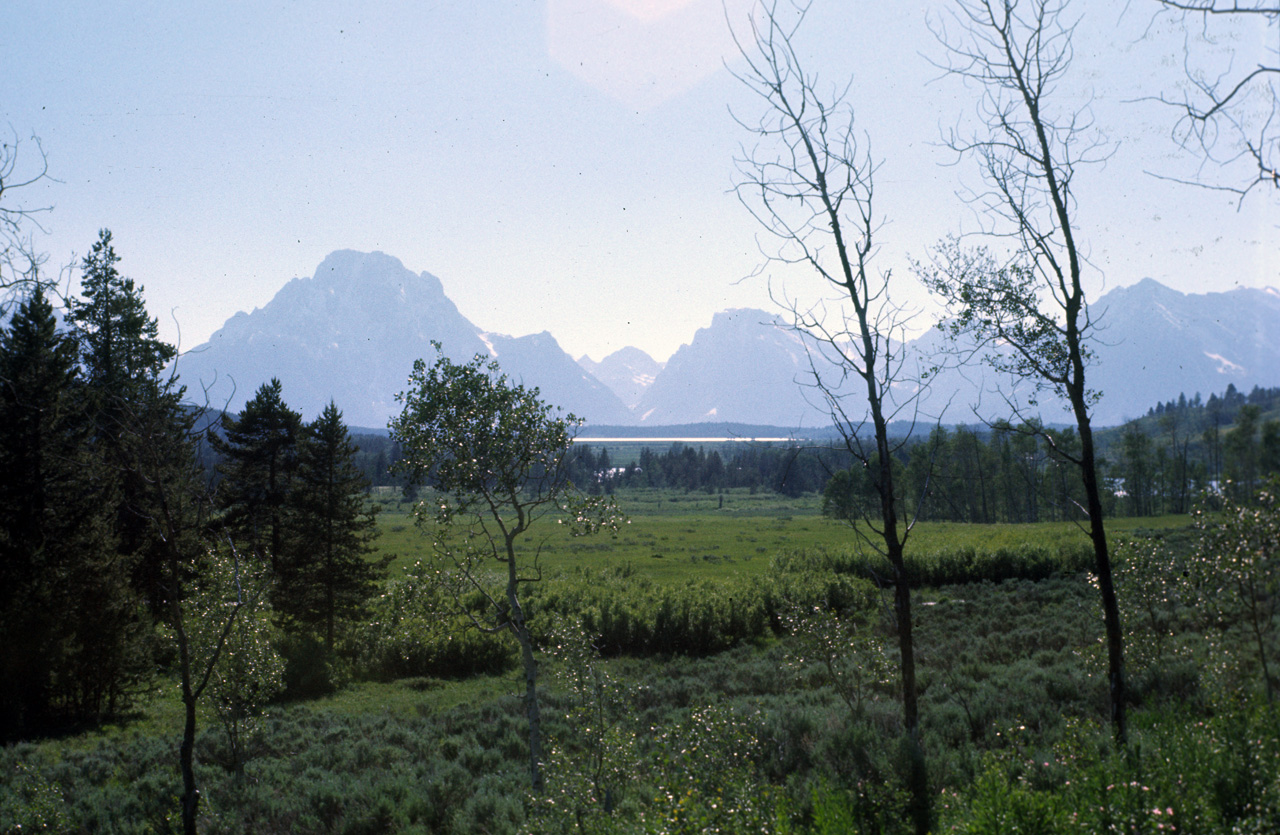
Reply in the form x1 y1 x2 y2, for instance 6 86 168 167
372 486 1194 582
9 487 1249 835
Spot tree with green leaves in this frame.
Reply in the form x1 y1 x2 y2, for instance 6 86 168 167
70 230 175 396
390 345 621 793
921 0 1128 744
1192 479 1280 701
68 229 189 613
280 401 386 654
0 289 144 739
185 547 283 777
212 378 302 567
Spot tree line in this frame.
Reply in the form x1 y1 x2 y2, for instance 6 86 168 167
508 381 1280 524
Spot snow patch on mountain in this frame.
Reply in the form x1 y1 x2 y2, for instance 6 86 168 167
1205 352 1244 374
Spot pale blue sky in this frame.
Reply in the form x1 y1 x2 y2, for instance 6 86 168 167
4 0 1275 363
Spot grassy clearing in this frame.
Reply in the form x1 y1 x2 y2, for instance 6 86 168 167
373 487 1193 583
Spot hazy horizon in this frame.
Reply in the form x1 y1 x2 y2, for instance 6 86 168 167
5 0 1277 363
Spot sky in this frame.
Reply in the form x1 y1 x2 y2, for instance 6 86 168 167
3 0 1277 365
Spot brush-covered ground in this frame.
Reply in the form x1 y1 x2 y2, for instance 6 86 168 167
2 489 1276 834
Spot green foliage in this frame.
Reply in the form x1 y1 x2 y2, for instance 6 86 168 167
635 705 780 834
522 562 878 658
391 345 575 514
391 345 622 790
1190 481 1280 701
69 229 193 618
917 241 1091 408
349 559 515 681
1111 537 1203 707
0 288 147 740
532 617 640 832
69 229 174 393
280 401 386 653
936 703 1280 834
211 378 302 564
822 465 878 522
0 760 71 833
183 548 284 773
390 345 621 551
772 540 1094 589
783 605 893 720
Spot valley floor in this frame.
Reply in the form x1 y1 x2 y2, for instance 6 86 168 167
3 494 1276 833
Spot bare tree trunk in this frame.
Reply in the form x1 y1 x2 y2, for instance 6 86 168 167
730 4 932 828
926 0 1130 744
1074 402 1127 743
871 403 928 834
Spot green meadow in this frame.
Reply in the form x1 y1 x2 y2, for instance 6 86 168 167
374 486 1188 582
5 486 1277 834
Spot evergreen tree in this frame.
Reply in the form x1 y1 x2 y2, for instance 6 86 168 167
279 401 384 653
70 230 175 394
212 378 301 566
1262 420 1280 476
1225 404 1262 501
0 290 143 739
68 229 189 612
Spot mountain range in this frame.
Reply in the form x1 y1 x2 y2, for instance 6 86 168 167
173 250 1280 429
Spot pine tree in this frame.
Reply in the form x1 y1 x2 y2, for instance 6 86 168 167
68 229 190 613
280 402 384 653
0 289 143 738
211 378 301 566
70 230 175 394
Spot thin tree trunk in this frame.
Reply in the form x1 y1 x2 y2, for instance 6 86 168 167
869 393 928 835
507 537 543 792
1074 396 1127 745
170 566 201 835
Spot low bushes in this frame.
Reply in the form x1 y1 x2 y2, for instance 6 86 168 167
350 538 1090 672
524 563 879 658
935 702 1280 834
773 541 1094 588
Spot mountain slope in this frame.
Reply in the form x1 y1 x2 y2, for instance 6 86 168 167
634 309 835 427
175 254 1279 430
1087 278 1280 423
174 251 631 427
483 331 634 424
577 347 664 408
630 280 1280 428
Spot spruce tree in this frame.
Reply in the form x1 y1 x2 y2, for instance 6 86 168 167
0 289 142 738
211 378 301 566
281 401 384 653
70 230 175 395
68 229 190 613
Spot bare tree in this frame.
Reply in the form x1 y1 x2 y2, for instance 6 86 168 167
0 128 52 297
1151 1 1279 199
731 3 932 829
922 0 1128 743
